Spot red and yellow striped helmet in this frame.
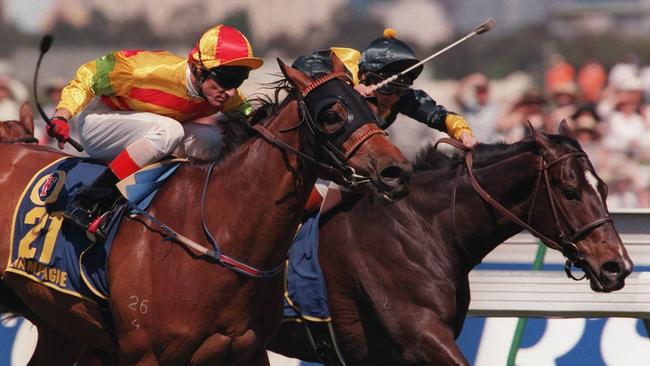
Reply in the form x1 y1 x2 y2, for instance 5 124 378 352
188 25 263 70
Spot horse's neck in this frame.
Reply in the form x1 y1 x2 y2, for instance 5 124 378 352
204 101 316 269
432 152 540 271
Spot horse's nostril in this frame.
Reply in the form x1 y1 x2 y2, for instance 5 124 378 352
602 261 621 275
380 165 403 181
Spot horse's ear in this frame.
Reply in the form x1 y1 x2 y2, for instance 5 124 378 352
331 52 346 75
558 119 576 140
277 58 311 91
19 102 34 135
525 120 535 137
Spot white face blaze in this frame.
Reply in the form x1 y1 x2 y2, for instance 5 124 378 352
585 170 602 203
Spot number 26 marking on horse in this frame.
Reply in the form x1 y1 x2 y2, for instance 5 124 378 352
128 295 149 314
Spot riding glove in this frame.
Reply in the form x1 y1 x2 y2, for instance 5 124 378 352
47 116 70 142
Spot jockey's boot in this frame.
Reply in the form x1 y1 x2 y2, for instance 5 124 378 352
64 168 121 230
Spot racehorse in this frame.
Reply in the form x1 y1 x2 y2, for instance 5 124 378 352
268 122 633 365
0 56 412 365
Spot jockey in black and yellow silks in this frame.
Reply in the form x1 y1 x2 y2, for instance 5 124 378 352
292 28 477 146
293 28 478 214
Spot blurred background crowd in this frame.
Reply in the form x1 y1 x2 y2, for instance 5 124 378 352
0 0 649 208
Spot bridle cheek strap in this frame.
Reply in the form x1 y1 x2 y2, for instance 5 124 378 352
342 123 387 159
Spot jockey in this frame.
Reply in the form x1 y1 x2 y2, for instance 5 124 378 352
48 24 263 231
292 28 478 214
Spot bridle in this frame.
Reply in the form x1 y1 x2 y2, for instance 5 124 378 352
252 71 386 189
439 138 612 281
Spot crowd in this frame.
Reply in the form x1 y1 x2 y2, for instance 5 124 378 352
1 52 649 209
454 54 650 209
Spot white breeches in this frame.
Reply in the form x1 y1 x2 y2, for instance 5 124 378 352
74 98 224 162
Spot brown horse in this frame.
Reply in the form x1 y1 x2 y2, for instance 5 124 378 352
268 123 633 365
0 57 412 365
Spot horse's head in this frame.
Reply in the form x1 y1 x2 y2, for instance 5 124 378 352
528 121 633 292
277 54 411 202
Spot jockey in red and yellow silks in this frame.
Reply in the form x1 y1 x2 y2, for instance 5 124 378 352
58 50 252 123
48 24 263 234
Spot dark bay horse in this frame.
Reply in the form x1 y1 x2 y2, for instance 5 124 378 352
268 123 633 365
0 56 411 365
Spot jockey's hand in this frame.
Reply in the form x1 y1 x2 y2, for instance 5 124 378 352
47 116 70 150
459 131 478 149
354 83 375 97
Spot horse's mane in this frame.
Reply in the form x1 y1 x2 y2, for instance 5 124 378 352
218 76 296 158
412 134 580 172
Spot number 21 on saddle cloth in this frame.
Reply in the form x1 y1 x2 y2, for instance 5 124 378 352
4 156 184 301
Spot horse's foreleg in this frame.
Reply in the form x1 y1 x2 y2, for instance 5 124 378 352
28 324 84 366
416 321 469 366
117 329 158 365
190 329 262 365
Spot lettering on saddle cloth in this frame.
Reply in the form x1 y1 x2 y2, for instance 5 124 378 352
4 157 182 300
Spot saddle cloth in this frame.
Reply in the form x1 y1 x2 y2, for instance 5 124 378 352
284 212 331 321
4 156 183 301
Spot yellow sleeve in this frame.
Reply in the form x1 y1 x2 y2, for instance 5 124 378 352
56 59 98 116
331 47 361 85
445 114 474 140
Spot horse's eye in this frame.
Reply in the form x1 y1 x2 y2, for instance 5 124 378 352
562 187 580 200
320 110 345 135
324 111 342 125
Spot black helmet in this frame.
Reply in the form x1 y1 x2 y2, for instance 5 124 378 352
359 28 423 81
292 50 356 81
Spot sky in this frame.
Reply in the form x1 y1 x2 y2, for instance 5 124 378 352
6 0 54 33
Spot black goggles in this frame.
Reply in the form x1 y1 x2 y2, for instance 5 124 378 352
205 66 250 90
367 71 413 96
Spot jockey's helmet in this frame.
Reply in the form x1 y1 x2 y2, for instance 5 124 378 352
188 25 263 71
359 28 423 84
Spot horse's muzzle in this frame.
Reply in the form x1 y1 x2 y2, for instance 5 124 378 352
375 163 412 203
586 257 633 292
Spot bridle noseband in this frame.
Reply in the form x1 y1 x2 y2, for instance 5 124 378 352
253 71 386 189
439 138 612 281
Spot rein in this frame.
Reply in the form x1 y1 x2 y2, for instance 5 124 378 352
251 71 385 188
437 138 613 281
128 71 388 278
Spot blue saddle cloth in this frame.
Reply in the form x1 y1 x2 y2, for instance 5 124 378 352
284 213 331 321
5 157 182 301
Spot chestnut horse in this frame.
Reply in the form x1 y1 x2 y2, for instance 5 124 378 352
0 57 411 365
268 123 633 365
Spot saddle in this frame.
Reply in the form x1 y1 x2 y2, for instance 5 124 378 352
4 156 184 302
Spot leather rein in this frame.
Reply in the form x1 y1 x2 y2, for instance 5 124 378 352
437 138 612 281
251 71 385 188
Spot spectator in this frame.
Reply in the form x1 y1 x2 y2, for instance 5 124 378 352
571 103 607 169
546 81 578 132
601 77 649 158
545 54 574 95
607 170 639 209
453 73 501 142
0 76 21 120
495 88 547 143
608 54 639 90
577 59 607 103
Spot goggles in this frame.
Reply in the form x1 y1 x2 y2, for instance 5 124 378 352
205 66 250 90
366 71 412 96
197 46 250 90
